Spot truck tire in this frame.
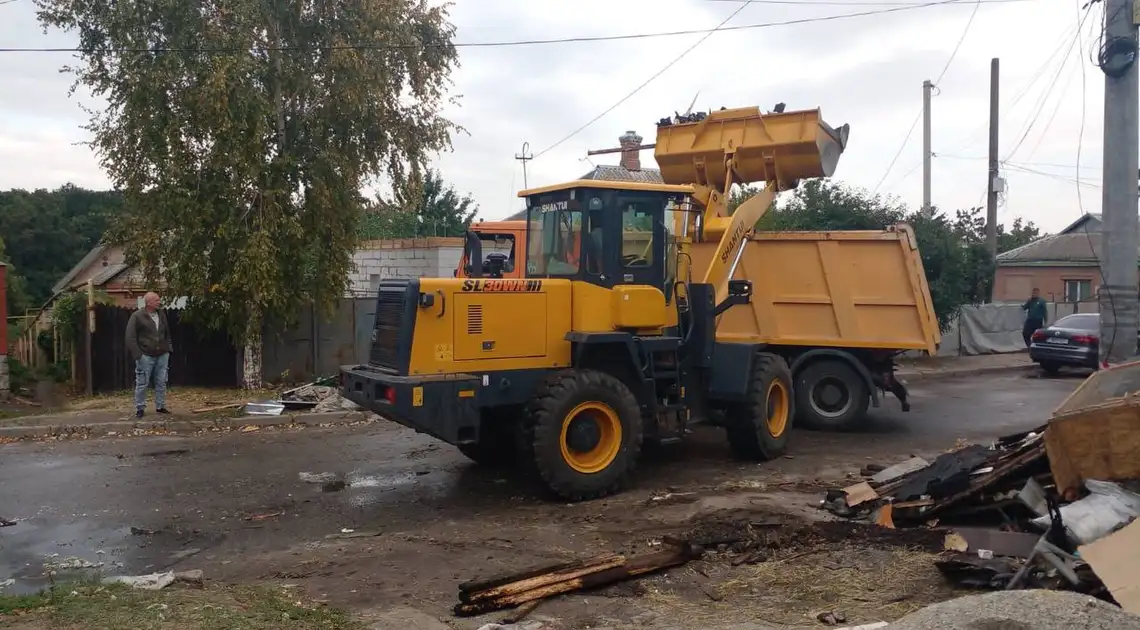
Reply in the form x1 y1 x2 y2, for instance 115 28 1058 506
725 352 794 461
521 370 644 501
795 358 870 430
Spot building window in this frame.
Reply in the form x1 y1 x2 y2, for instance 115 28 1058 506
1064 279 1093 302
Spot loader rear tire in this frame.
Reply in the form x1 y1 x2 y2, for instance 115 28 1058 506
795 358 870 431
521 370 643 502
725 352 794 461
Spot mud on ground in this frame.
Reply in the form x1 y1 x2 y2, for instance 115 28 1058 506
216 491 959 629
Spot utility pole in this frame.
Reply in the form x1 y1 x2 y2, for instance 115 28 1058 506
1099 0 1140 365
922 79 933 216
515 142 533 190
985 58 1000 266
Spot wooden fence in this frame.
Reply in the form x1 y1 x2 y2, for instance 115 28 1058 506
76 305 241 394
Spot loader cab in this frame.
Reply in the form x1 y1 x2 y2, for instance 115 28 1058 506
520 181 691 301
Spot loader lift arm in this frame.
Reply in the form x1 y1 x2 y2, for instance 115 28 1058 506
654 106 850 307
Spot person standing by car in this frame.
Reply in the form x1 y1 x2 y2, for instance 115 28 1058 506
125 291 173 417
1021 288 1048 348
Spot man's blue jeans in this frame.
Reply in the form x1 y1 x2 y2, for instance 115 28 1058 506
134 353 170 410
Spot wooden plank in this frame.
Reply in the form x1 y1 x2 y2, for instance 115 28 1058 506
458 554 622 595
455 547 698 617
461 555 627 604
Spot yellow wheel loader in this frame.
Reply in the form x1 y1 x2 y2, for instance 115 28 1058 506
342 105 940 501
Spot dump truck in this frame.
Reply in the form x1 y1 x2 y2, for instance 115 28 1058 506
456 220 526 279
342 104 940 501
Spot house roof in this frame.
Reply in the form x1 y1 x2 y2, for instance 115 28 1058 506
504 165 667 220
995 233 1102 266
51 244 108 294
579 164 664 185
88 262 130 287
1058 212 1102 235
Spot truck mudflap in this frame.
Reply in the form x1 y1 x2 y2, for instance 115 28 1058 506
340 365 481 445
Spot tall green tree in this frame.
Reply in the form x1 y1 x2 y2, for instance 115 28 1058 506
0 185 122 306
36 0 460 387
740 180 1045 330
358 169 477 240
0 235 32 317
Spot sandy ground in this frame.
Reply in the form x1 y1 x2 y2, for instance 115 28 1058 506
0 372 1083 629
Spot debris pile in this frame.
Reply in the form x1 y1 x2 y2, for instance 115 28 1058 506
191 375 361 416
822 362 1140 615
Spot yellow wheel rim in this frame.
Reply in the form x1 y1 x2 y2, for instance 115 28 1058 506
559 402 623 474
766 380 790 438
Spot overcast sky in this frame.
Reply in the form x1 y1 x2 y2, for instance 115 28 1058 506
0 0 1108 233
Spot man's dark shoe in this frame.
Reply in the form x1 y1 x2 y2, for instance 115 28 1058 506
156 407 171 414
136 407 144 418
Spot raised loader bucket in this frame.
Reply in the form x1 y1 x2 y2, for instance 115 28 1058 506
654 106 850 190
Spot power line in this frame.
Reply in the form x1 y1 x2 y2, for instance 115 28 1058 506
1001 6 1092 162
532 0 759 159
0 0 1027 53
938 19 1082 156
527 0 1017 160
871 0 982 192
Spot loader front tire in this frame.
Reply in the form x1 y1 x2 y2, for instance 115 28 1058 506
725 352 794 461
522 370 643 501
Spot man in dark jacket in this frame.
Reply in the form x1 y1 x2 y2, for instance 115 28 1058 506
1021 288 1048 348
125 291 172 417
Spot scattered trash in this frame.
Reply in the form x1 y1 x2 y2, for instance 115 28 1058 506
130 526 157 536
300 471 343 484
0 578 14 590
0 518 16 528
191 402 244 414
244 512 284 522
244 402 284 416
104 571 176 590
43 556 104 571
817 610 847 625
325 530 380 540
168 547 202 562
1030 479 1140 545
240 424 262 432
454 539 703 617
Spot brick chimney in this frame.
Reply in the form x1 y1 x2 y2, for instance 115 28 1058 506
619 130 643 172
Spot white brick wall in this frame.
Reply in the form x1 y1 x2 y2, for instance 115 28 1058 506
348 238 464 295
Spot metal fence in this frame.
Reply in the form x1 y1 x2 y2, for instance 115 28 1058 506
936 299 1098 356
261 298 376 383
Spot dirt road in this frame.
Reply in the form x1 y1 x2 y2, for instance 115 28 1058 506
0 372 1078 628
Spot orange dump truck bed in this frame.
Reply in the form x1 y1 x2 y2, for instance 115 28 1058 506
689 225 941 354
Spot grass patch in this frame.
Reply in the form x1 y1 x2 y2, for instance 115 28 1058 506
0 582 365 630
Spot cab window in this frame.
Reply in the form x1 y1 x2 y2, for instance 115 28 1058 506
620 201 655 268
527 202 582 277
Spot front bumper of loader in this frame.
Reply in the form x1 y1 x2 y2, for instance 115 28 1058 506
340 365 481 445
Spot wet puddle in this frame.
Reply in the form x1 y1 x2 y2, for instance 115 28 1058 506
0 520 217 595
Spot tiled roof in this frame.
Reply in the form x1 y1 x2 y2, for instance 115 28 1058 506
579 165 664 184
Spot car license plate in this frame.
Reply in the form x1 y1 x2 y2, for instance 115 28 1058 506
1047 338 1069 345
